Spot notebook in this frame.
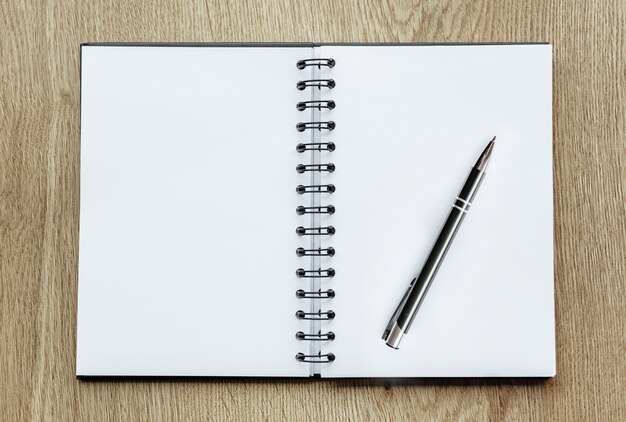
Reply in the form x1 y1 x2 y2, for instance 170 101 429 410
76 43 555 378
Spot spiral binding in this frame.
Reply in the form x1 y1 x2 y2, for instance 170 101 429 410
295 352 336 363
296 142 335 152
296 205 335 215
296 163 335 173
296 247 335 257
296 79 335 90
296 184 336 194
296 289 336 299
296 331 335 340
295 310 336 320
296 121 335 132
297 100 336 111
295 226 335 236
296 268 335 278
296 55 336 367
296 58 336 69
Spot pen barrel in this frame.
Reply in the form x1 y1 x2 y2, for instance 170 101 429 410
396 167 485 332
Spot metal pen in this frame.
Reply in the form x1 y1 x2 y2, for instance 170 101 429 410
382 137 496 349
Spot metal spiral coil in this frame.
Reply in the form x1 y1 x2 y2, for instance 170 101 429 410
296 331 336 341
296 58 336 69
296 184 335 194
296 163 335 173
295 226 335 236
296 79 335 90
295 309 336 320
296 142 336 152
296 57 336 365
296 268 335 278
295 352 336 363
297 100 336 111
296 121 335 132
296 289 336 299
296 205 335 215
296 247 335 257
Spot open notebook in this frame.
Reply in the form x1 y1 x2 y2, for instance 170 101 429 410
77 43 554 378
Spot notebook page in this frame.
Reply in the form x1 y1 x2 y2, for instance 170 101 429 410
77 46 311 376
320 45 554 377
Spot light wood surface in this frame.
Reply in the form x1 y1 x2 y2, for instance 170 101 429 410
1 0 624 420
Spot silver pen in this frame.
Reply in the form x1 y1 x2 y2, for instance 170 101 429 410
382 137 496 349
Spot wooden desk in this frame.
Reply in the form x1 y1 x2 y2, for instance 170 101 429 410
1 1 624 420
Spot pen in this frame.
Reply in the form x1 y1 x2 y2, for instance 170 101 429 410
382 137 496 349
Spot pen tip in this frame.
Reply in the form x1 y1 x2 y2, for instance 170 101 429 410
474 137 496 171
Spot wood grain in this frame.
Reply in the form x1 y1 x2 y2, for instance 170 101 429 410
1 0 624 420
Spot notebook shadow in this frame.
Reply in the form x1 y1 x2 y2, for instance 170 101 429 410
77 376 551 388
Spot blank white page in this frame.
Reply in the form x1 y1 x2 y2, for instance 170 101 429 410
77 46 312 376
320 45 554 377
